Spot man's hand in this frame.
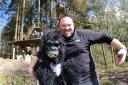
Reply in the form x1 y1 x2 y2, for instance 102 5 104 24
28 67 37 80
28 56 38 80
116 48 127 65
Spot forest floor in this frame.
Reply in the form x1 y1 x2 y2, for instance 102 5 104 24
0 58 128 85
100 68 128 85
0 58 30 76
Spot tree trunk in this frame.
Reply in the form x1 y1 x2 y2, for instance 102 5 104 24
14 3 19 40
20 0 25 40
18 2 22 40
37 0 41 27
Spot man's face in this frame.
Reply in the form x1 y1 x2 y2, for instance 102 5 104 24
59 17 75 37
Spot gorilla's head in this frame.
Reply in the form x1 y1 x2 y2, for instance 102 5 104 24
44 30 65 60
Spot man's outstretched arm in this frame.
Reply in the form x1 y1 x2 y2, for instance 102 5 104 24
110 38 127 65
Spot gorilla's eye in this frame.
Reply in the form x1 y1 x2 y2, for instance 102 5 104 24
47 40 60 47
53 43 59 46
47 43 60 47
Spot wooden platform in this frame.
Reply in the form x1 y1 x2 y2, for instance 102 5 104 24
13 38 41 46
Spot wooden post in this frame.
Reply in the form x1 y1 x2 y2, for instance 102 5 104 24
37 0 41 27
13 47 15 59
20 0 25 40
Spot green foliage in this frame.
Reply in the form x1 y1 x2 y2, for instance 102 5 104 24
2 0 6 4
0 74 36 85
100 79 114 85
0 75 6 85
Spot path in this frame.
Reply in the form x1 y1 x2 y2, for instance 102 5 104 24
0 58 30 76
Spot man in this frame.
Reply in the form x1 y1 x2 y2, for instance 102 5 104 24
28 15 127 85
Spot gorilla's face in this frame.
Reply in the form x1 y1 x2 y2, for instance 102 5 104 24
44 31 65 59
46 39 60 59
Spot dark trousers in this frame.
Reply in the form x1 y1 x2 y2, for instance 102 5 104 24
38 77 100 85
38 70 100 85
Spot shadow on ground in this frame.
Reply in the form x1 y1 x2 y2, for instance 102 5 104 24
100 70 128 85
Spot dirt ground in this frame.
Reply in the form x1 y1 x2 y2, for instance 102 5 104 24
0 58 128 85
0 58 30 76
100 68 128 85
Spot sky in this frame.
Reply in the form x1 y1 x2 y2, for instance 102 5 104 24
0 11 8 31
0 0 10 31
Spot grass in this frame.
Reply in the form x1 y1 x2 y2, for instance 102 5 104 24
100 79 114 85
0 74 36 85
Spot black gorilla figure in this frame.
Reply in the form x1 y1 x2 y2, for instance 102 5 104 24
34 30 85 85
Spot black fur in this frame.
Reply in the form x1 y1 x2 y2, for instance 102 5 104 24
34 30 66 85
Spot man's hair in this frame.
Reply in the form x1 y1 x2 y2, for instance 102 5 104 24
58 14 74 25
